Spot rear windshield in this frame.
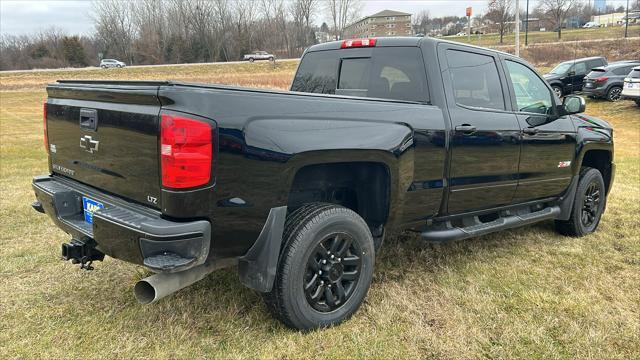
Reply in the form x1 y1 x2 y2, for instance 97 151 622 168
586 68 606 78
291 47 429 103
631 68 640 79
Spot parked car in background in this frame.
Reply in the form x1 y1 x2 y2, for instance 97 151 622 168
544 57 608 98
582 61 640 101
582 22 601 28
621 66 640 106
243 51 275 62
100 59 126 68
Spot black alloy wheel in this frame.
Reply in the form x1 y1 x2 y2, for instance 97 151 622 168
304 232 362 312
555 167 606 237
607 86 622 102
581 181 601 228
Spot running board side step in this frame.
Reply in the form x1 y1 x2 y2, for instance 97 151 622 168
421 206 561 242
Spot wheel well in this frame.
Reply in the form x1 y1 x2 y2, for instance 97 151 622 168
287 162 390 229
581 150 612 194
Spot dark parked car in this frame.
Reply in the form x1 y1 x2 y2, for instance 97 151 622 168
621 66 640 106
32 37 614 330
582 61 640 101
544 57 607 97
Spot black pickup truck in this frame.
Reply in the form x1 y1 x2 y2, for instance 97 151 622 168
32 37 614 330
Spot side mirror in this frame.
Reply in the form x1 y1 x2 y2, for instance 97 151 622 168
560 95 586 115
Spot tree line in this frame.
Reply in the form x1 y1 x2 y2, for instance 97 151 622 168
1 0 361 70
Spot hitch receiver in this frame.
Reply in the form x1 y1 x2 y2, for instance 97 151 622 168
61 238 105 270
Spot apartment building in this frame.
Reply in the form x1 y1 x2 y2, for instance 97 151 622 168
343 9 413 38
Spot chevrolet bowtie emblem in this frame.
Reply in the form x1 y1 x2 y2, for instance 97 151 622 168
80 135 99 154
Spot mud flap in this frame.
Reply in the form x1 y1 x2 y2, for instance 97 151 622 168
237 206 287 292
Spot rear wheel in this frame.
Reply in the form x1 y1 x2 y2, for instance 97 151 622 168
269 56 274 61
606 86 622 102
248 57 255 63
555 167 606 237
262 203 375 330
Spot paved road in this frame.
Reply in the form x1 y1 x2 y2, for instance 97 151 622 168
0 58 300 74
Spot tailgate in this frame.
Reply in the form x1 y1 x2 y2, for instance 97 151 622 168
46 81 166 208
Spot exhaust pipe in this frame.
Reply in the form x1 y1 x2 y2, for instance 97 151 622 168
134 258 237 304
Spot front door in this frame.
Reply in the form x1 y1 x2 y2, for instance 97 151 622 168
502 59 577 202
441 46 522 214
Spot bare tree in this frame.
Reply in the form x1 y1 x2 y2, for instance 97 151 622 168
538 0 579 39
486 0 513 44
326 0 362 39
92 0 135 63
412 10 431 36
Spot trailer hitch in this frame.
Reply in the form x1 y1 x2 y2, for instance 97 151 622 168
61 238 105 270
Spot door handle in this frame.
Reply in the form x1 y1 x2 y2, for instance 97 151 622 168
455 124 476 133
522 127 538 135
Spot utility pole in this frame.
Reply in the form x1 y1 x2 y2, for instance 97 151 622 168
525 0 529 46
625 0 630 38
467 6 472 42
515 0 520 56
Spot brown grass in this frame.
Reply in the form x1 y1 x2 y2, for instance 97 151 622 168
1 57 639 359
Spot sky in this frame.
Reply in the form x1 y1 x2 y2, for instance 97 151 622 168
0 0 633 36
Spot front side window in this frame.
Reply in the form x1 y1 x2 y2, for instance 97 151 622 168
574 62 587 75
549 62 572 75
446 50 505 110
505 60 554 115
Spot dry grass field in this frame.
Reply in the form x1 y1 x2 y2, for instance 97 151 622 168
1 56 639 359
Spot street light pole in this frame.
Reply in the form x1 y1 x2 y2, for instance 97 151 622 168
625 0 630 38
515 0 520 56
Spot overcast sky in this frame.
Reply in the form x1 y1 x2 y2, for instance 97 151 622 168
0 0 633 36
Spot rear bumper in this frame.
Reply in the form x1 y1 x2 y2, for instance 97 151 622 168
32 175 210 273
581 86 606 97
621 87 640 99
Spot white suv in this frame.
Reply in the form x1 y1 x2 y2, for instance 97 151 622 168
100 59 126 68
621 66 640 106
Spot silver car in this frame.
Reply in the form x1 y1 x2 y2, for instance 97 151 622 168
100 59 126 68
243 51 275 62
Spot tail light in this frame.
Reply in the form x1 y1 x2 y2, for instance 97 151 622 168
594 76 609 83
160 113 213 189
341 38 376 48
43 102 48 153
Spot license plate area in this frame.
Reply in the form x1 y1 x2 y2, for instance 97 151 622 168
82 196 104 224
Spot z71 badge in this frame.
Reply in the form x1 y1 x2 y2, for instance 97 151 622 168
558 161 572 168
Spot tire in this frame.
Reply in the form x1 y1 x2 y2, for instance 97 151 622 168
101 65 107 69
249 57 255 63
269 56 274 61
606 86 622 102
262 203 375 330
555 167 606 237
117 64 122 68
552 86 563 99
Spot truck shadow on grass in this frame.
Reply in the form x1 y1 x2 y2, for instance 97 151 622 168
94 221 561 334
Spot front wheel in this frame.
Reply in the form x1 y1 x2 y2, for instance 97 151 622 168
263 203 375 330
552 86 563 99
248 57 255 63
606 86 622 102
555 167 606 237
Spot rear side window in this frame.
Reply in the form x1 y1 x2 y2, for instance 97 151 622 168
587 59 605 69
291 51 338 94
446 49 505 110
574 62 587 75
613 65 637 76
292 47 429 102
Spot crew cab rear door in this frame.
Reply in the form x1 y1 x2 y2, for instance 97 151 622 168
45 81 163 208
438 43 521 214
